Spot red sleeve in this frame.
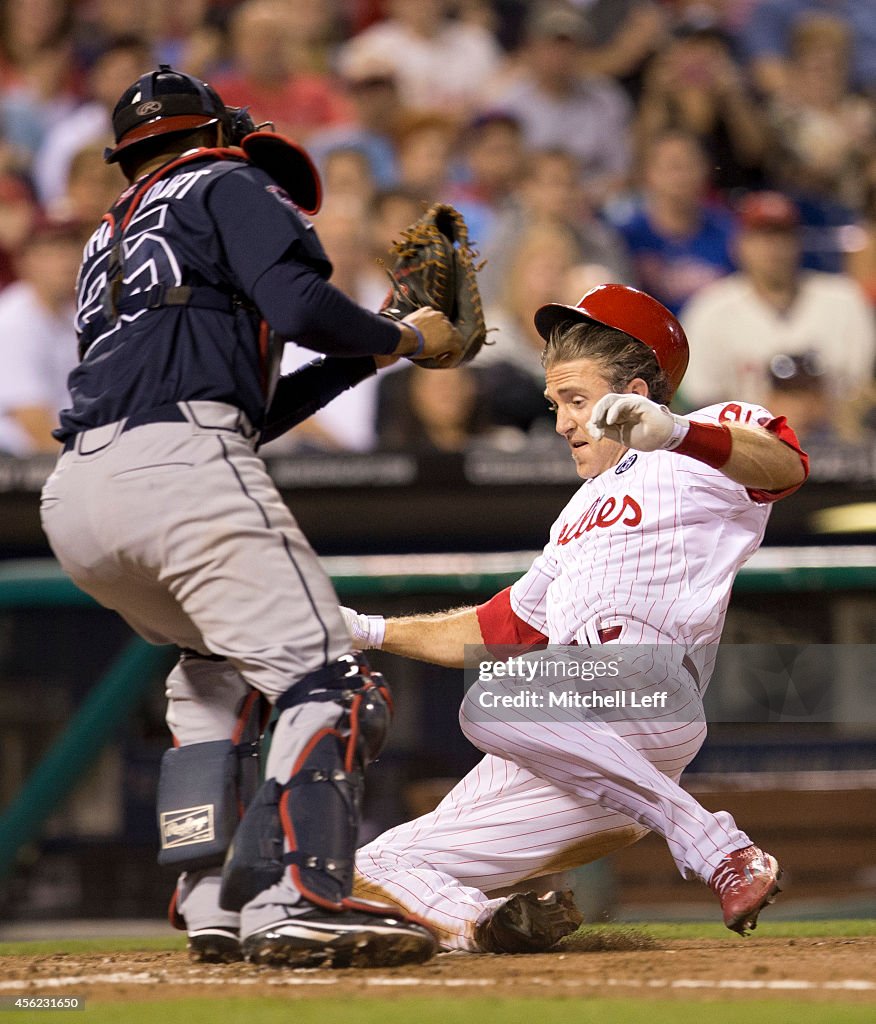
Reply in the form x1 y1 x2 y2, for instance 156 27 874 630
746 415 810 504
476 587 548 653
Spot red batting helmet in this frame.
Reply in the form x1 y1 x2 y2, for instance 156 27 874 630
534 283 690 398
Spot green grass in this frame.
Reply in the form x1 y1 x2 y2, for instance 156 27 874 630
585 919 876 941
0 935 185 957
6 998 874 1024
2 919 873 957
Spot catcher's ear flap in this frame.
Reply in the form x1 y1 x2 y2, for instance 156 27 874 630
240 130 322 215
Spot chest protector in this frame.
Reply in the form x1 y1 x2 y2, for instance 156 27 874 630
80 132 327 404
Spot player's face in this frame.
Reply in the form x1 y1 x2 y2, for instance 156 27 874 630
545 358 628 479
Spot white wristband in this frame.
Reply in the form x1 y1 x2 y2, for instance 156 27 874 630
662 412 691 451
363 614 386 649
340 606 386 650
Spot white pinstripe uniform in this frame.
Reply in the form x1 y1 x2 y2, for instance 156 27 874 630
354 402 788 949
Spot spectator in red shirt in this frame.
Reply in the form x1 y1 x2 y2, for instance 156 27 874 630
211 0 354 142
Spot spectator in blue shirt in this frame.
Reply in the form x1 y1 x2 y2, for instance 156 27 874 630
605 129 736 315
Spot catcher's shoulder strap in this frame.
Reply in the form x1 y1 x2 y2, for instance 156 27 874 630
82 136 321 358
81 149 252 358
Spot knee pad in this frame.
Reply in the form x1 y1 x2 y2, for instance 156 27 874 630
156 738 259 870
279 652 393 770
219 653 392 911
157 687 267 871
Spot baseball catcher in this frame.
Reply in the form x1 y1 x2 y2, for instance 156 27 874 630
40 65 465 969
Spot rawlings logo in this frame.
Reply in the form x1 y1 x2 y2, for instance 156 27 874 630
557 494 643 545
136 100 163 116
159 804 215 849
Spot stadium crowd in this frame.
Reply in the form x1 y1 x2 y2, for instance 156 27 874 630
0 0 874 457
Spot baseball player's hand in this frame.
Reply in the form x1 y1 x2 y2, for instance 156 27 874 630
587 394 689 452
397 307 465 366
339 606 386 650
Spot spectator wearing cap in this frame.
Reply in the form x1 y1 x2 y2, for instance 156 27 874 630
0 216 81 455
761 351 837 446
762 348 876 449
680 191 876 412
306 54 403 189
484 3 633 204
336 0 503 117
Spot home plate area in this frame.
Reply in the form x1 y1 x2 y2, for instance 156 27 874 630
2 935 875 1005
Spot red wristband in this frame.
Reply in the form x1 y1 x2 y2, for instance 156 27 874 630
675 421 732 469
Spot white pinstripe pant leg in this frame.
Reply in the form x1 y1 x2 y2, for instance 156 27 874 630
354 738 696 951
458 675 750 884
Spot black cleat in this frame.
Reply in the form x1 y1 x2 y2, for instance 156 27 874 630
475 890 584 953
187 926 243 963
241 907 437 968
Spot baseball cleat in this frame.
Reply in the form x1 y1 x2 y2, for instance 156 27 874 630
187 926 243 963
709 844 783 935
474 889 584 953
241 907 437 968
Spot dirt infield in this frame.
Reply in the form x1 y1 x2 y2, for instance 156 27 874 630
1 935 875 1004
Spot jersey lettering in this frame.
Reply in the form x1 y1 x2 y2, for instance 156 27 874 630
76 202 183 355
718 403 753 424
557 494 643 544
141 168 214 208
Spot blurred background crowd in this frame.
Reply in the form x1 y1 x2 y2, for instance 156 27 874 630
1 0 876 459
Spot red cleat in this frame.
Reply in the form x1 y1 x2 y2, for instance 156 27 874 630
709 845 782 935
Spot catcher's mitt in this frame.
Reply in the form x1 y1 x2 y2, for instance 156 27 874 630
380 203 487 367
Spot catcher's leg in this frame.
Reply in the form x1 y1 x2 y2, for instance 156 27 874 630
160 653 267 963
355 753 653 951
221 654 436 968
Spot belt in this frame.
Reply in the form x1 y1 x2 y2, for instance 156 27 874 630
682 654 700 687
591 626 700 687
61 403 186 453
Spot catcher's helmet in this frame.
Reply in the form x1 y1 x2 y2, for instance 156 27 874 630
105 65 230 164
534 283 690 398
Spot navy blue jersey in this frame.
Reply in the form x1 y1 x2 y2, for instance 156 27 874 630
58 151 400 439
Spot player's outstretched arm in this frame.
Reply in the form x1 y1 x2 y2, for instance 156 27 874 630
341 606 485 668
588 394 808 493
715 421 807 491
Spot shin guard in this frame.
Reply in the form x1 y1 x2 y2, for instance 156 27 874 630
220 654 392 910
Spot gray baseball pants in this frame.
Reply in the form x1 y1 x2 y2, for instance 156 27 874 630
40 401 352 936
